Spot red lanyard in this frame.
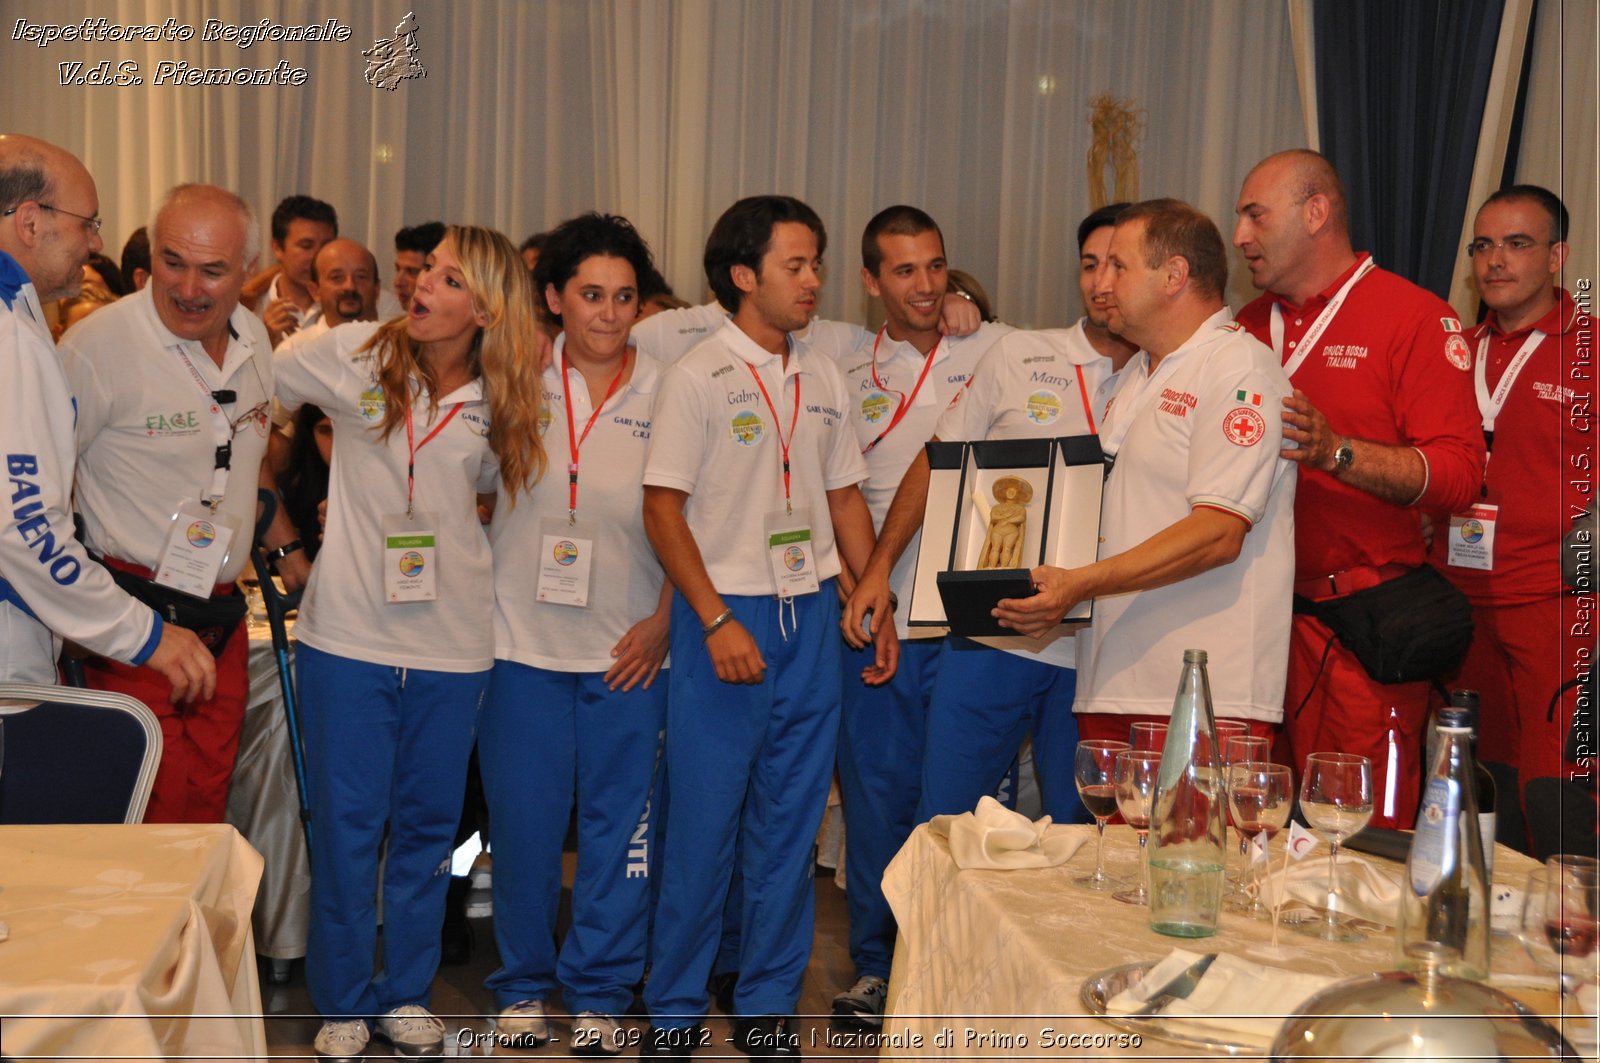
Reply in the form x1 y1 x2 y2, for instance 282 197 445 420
746 361 802 513
404 401 463 517
562 350 630 521
862 327 941 454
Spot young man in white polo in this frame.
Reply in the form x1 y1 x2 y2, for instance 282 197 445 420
641 195 893 1059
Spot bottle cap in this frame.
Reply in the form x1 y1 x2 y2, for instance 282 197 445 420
1183 649 1208 664
1446 690 1481 733
1437 708 1472 731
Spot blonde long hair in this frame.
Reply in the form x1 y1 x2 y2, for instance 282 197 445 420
366 224 545 503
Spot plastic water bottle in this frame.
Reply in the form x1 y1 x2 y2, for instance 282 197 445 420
1148 649 1227 938
1396 705 1492 980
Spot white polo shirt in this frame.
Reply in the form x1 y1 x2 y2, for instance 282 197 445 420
1076 310 1296 722
843 321 1012 637
274 321 499 672
60 286 274 585
931 326 1110 667
632 301 867 365
492 338 667 672
644 319 867 597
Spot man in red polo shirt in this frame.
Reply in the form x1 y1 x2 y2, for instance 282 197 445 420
1439 185 1594 855
1233 150 1484 827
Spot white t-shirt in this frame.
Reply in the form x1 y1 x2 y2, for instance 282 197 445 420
931 326 1111 667
1076 310 1296 722
643 319 868 597
60 286 274 585
274 321 500 672
842 322 1012 636
632 301 867 365
492 338 667 672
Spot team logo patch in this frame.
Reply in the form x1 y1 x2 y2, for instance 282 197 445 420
860 391 893 425
730 409 765 446
552 539 580 566
186 520 216 548
1223 406 1266 447
398 550 425 577
358 387 386 421
783 545 807 572
1441 317 1462 333
1459 519 1484 544
1025 389 1062 425
537 407 553 436
1445 334 1471 371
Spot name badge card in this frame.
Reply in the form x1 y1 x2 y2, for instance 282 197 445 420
384 511 439 602
1447 503 1498 572
154 499 239 598
765 507 819 598
536 517 596 607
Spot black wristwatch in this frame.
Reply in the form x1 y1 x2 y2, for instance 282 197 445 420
1332 440 1355 474
265 539 304 563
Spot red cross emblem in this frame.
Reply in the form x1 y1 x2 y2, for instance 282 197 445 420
1223 406 1266 447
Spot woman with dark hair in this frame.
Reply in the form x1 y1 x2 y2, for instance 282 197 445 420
479 213 670 1053
274 225 545 1061
275 403 332 560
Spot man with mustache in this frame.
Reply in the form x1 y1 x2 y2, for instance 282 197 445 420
58 183 307 823
274 237 383 353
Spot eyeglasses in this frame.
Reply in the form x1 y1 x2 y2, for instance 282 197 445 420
1 202 103 235
1466 236 1553 257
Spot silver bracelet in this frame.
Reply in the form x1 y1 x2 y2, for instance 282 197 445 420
702 608 735 640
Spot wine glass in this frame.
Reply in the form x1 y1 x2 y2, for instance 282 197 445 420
1073 740 1129 891
1225 761 1294 918
1113 749 1161 906
1296 752 1373 941
1521 866 1599 998
1222 735 1271 888
1128 722 1167 751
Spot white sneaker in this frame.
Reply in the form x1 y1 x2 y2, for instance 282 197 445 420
495 998 550 1048
314 1019 370 1060
832 973 889 1027
572 1011 625 1056
376 1005 445 1058
470 850 494 889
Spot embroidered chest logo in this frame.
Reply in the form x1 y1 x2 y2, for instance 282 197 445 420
860 391 893 424
1322 345 1369 369
1533 380 1576 404
1024 389 1061 425
730 409 765 446
1223 406 1266 447
357 387 386 422
144 410 202 437
1157 388 1198 419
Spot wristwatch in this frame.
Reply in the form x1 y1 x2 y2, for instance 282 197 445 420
265 539 304 563
1332 440 1355 474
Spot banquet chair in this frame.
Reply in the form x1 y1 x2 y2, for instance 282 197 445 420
0 682 162 824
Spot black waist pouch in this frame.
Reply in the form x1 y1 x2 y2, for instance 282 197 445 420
99 562 247 657
1292 564 1473 684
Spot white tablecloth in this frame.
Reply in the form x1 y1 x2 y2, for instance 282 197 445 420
0 823 266 1060
882 822 1562 1058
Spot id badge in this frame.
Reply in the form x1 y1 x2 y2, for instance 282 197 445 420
1447 503 1498 572
154 499 239 599
536 517 596 607
764 508 819 599
384 511 439 602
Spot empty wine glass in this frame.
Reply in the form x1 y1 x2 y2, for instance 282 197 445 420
1128 722 1167 751
1297 752 1373 941
1222 735 1272 889
1073 740 1130 891
1113 749 1161 906
1522 858 1600 998
1225 761 1294 918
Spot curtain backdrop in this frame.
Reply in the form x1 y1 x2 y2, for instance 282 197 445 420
0 0 1306 327
1312 0 1507 302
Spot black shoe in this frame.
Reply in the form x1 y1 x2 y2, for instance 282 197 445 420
641 1024 702 1060
734 1015 800 1059
708 970 738 1014
440 875 473 966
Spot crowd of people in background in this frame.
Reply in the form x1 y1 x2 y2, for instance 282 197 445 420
0 129 1592 1060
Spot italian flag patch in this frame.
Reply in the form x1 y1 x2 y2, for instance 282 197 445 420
1235 390 1262 406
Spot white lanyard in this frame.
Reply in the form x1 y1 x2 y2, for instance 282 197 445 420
1473 330 1543 433
1099 313 1232 457
1269 257 1378 379
171 344 234 509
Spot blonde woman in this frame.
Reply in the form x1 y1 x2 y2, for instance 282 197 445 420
273 226 543 1060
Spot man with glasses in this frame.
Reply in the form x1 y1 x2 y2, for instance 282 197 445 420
1232 150 1484 827
1442 185 1592 855
0 134 215 701
58 183 304 823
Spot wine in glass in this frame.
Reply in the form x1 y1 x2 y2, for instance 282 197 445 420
1128 722 1167 751
1073 740 1129 891
1226 761 1294 918
1297 752 1373 941
1523 857 1600 998
1113 749 1161 906
1221 735 1272 891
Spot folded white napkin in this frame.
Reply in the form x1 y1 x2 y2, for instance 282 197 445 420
926 796 1089 869
1260 850 1402 927
1108 948 1338 1044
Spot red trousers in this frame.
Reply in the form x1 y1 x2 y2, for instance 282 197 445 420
84 619 250 823
1283 614 1431 829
